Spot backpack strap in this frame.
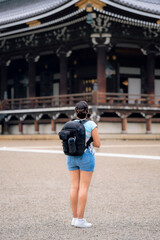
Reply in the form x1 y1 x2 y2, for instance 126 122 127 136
85 136 93 149
79 119 88 124
72 119 93 148
80 119 93 149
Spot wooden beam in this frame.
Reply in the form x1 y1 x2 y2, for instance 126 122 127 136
26 20 41 27
75 0 106 10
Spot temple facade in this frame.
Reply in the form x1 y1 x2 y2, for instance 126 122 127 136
0 0 160 134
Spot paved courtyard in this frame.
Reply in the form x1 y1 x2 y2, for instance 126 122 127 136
0 139 160 240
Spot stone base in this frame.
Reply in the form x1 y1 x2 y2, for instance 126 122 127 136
121 130 127 134
34 131 39 135
146 131 152 134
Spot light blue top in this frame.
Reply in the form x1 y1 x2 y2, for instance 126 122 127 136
75 119 97 138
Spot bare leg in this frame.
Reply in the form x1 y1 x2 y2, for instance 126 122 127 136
78 171 93 219
69 170 80 218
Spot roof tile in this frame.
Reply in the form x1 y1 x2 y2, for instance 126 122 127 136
0 0 69 25
112 0 160 15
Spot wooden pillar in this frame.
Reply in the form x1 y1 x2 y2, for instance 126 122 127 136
51 119 56 132
18 121 23 134
116 112 130 134
60 53 67 94
146 51 155 95
92 90 98 105
116 62 120 92
0 60 8 100
34 120 39 134
4 121 8 134
146 115 152 134
122 117 127 133
57 47 68 95
28 55 36 97
146 118 151 133
97 45 106 93
91 33 111 102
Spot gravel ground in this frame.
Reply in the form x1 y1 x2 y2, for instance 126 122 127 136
0 140 160 240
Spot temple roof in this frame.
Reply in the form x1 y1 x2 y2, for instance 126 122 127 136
1 0 160 28
1 0 160 39
0 0 75 26
103 0 160 17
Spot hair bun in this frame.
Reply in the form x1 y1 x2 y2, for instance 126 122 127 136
75 101 89 119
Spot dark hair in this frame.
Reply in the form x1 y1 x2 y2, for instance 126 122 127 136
75 101 89 119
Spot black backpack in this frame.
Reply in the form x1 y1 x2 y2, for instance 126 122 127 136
58 120 93 156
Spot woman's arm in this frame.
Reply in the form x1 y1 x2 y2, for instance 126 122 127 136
91 127 101 148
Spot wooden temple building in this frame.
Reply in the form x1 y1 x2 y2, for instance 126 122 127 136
0 0 160 134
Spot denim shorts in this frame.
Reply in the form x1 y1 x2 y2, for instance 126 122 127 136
67 148 95 172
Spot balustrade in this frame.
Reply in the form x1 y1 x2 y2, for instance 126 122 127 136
0 91 160 111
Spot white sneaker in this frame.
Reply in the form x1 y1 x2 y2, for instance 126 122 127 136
74 219 92 228
71 218 77 226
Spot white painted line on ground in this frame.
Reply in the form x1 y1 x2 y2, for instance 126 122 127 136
96 152 160 160
0 147 62 154
100 145 160 148
0 147 160 160
4 144 160 149
4 146 62 149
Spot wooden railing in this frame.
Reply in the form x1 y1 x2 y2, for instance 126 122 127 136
97 92 160 106
0 93 93 110
1 91 160 111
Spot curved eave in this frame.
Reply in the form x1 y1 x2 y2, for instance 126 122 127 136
0 0 79 30
0 9 86 40
101 0 160 19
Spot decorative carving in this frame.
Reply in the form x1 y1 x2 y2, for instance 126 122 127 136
116 112 131 119
35 113 43 121
90 14 112 50
91 15 111 33
3 40 10 51
44 32 54 44
79 26 87 37
19 114 27 122
22 34 35 46
141 48 147 55
143 27 159 39
25 53 40 62
0 57 11 67
141 113 155 119
0 39 6 49
141 44 160 56
6 60 11 66
53 113 60 120
53 27 70 41
56 45 72 58
91 33 111 46
155 45 160 55
121 24 131 36
15 38 23 49
4 115 12 122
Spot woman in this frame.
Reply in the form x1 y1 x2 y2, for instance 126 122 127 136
67 101 100 228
